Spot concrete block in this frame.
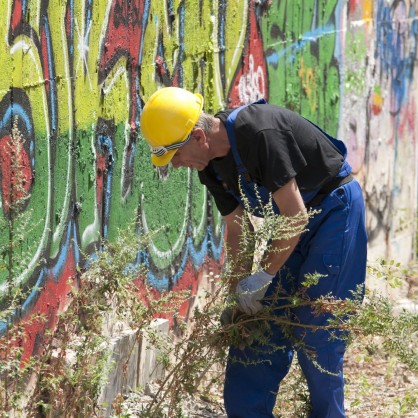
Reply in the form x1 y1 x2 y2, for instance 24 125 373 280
98 318 170 417
99 328 141 416
137 318 170 388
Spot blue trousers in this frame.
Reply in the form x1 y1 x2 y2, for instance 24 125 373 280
224 180 367 418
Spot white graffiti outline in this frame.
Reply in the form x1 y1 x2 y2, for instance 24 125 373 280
238 54 265 103
75 17 93 91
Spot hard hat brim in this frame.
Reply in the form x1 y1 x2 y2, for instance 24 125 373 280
151 149 177 167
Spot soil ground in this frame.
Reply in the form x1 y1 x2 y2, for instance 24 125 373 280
342 345 418 417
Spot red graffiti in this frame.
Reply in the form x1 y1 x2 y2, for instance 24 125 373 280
399 98 416 142
99 0 146 73
133 257 224 327
349 0 361 16
40 26 51 96
10 0 23 32
99 0 147 130
96 151 107 217
0 134 32 214
17 247 77 364
228 0 269 107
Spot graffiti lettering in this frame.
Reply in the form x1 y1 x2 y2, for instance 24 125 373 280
0 1 416 367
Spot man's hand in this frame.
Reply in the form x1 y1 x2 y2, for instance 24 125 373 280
220 306 243 326
236 270 275 314
219 304 271 350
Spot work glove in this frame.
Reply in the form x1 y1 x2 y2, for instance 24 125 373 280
236 270 275 315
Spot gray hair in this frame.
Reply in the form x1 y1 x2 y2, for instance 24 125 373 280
193 112 215 133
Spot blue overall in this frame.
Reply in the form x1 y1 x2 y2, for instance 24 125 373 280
222 101 367 418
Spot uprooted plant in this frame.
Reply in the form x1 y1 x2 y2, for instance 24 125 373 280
114 188 418 417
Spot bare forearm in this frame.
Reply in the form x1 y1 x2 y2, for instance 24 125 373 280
261 180 309 275
260 234 300 275
225 232 254 289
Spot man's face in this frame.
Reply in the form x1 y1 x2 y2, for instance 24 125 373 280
170 131 210 171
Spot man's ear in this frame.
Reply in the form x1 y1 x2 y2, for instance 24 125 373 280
192 128 207 146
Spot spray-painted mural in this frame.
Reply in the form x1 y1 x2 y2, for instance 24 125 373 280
0 0 417 359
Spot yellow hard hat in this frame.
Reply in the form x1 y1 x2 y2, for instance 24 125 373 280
140 87 204 166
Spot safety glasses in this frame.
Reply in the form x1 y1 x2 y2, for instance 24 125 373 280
151 133 192 157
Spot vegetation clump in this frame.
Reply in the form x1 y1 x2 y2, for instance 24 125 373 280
0 140 417 416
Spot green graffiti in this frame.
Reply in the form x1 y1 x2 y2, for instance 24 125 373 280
261 0 340 134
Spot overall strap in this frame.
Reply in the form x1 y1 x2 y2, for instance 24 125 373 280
225 98 267 176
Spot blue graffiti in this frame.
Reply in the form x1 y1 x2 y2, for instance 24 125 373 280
67 0 74 56
146 224 223 291
376 0 418 113
97 134 114 239
218 0 227 93
43 15 58 133
266 24 335 67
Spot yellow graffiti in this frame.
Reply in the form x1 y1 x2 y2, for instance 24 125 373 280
298 57 318 113
0 0 250 263
140 0 248 111
363 0 373 24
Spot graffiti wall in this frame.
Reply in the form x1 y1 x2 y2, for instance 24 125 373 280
0 0 417 358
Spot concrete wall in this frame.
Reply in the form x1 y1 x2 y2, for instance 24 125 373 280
0 0 417 361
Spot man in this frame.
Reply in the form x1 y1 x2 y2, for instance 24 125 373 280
140 86 367 418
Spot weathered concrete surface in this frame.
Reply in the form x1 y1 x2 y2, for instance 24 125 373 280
99 319 169 417
137 318 170 389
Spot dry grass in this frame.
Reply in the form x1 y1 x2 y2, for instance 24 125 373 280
344 343 418 418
